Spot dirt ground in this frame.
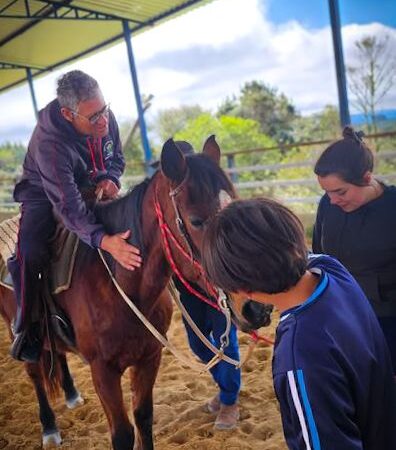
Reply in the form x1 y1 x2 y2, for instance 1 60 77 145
0 307 286 450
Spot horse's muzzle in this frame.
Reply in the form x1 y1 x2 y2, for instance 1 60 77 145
242 300 273 330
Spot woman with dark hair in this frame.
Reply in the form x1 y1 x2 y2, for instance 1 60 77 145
313 126 396 373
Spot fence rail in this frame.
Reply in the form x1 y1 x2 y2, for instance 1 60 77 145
1 131 395 213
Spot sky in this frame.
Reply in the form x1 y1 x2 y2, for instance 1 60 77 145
1 0 395 145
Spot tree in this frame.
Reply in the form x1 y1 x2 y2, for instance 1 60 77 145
216 95 239 117
347 34 396 134
174 113 280 186
173 113 276 154
292 105 341 142
154 105 206 143
0 142 26 172
217 81 298 142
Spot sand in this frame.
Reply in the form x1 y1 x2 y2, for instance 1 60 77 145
0 307 286 449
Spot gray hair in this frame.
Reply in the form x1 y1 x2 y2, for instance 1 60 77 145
56 70 100 110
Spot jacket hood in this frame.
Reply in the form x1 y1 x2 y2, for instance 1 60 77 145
37 99 84 143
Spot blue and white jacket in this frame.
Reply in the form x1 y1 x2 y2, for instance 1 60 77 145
273 254 396 450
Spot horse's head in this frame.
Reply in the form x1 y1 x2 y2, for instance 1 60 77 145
225 293 273 333
157 136 235 282
156 137 273 332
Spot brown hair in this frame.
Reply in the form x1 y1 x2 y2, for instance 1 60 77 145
202 198 307 294
314 126 374 186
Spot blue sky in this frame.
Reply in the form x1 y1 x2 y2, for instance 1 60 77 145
266 0 396 28
1 0 395 144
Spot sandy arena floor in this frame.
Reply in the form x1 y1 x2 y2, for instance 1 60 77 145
0 307 286 449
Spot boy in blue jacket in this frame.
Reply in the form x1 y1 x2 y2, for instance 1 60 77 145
202 197 396 450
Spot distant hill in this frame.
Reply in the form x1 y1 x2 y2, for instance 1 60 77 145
351 109 396 126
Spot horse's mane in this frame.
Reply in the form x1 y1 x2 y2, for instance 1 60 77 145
93 154 233 259
94 178 151 256
185 154 235 204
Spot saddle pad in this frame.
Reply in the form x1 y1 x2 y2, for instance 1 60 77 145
0 215 19 264
0 215 79 295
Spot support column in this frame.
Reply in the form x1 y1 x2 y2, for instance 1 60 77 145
328 0 351 127
26 68 38 120
122 20 152 171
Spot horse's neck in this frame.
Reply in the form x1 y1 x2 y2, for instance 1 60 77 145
115 175 172 306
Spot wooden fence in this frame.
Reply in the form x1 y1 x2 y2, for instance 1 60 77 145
1 132 395 220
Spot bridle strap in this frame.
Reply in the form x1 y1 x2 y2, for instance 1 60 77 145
154 193 220 309
168 168 197 261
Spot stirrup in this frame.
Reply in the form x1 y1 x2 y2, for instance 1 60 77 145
50 313 76 348
9 329 27 360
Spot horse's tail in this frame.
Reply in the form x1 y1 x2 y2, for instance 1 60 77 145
40 350 62 399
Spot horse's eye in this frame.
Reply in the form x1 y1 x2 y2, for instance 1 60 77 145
189 216 205 229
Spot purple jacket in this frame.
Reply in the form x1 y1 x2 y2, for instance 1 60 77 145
14 99 125 248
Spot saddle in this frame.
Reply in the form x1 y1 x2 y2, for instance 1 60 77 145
0 215 77 351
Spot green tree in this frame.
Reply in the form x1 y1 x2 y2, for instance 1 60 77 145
218 81 298 142
347 34 396 134
174 113 280 185
216 95 239 117
174 113 275 153
155 105 207 143
292 105 341 142
0 142 26 172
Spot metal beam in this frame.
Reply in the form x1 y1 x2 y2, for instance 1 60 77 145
0 0 144 23
0 61 44 70
0 0 209 94
26 67 38 120
122 19 152 171
328 0 351 127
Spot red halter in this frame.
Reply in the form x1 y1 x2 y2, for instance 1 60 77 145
154 193 220 310
154 188 275 347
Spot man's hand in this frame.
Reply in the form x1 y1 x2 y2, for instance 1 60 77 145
100 230 142 271
95 179 119 200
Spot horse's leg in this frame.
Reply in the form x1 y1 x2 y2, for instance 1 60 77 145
25 361 62 447
130 351 161 450
58 353 84 409
90 360 134 450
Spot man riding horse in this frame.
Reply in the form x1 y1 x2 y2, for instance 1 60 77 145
8 70 141 362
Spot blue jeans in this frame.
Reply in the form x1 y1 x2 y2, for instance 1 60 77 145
176 280 241 405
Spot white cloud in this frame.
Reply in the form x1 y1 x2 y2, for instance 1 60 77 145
1 0 395 144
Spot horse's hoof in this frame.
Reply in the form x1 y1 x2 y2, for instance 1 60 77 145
42 430 62 447
66 391 84 409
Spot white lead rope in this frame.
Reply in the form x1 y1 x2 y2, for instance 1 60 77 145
97 248 239 372
95 188 256 372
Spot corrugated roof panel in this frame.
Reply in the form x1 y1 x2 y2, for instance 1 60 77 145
0 0 212 93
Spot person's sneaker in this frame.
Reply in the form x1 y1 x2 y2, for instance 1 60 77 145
206 394 221 414
214 403 240 430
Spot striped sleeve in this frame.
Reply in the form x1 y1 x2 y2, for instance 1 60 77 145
273 368 363 450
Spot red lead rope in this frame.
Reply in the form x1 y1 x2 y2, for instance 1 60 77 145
154 194 275 346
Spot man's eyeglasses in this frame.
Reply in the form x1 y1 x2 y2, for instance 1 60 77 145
71 103 110 125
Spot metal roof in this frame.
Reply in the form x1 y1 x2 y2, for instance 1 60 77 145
0 0 210 93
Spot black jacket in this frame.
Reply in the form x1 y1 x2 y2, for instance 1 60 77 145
14 99 125 247
312 185 396 317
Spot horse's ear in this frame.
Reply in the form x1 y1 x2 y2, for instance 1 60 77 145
202 135 221 165
161 138 187 183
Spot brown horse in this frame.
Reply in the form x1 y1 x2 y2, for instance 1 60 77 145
0 136 236 450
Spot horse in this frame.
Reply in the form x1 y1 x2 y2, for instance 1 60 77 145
0 136 236 450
